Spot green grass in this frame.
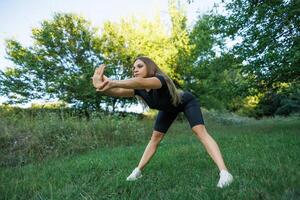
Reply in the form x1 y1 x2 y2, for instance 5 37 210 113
1 114 300 200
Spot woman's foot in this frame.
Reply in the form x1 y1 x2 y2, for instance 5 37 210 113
126 167 143 181
217 170 233 188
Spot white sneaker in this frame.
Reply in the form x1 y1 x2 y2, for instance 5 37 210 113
126 167 143 181
217 170 233 188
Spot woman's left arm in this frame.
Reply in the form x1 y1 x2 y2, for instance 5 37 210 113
113 77 162 90
97 77 162 92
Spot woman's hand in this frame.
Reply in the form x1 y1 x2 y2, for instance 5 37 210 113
96 79 115 92
92 64 116 92
92 64 108 89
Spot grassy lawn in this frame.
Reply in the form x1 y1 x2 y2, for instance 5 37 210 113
1 115 300 200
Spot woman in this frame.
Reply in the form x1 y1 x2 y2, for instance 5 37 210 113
92 56 233 188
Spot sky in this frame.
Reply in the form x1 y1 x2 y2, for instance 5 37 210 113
0 0 219 111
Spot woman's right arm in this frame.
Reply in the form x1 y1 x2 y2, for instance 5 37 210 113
100 88 135 97
96 74 135 97
92 65 135 97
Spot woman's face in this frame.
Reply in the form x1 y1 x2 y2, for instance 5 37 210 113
133 59 147 78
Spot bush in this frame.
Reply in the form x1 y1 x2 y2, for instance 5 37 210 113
0 109 147 167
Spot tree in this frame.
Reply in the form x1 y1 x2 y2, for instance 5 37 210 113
0 1 194 114
214 0 300 92
167 0 193 86
211 0 300 116
98 0 192 88
186 14 247 111
0 13 104 114
91 0 193 112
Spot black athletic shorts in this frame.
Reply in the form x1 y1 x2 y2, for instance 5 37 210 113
153 92 205 133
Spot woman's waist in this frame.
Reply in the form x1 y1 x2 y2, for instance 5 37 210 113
157 91 198 112
180 91 197 103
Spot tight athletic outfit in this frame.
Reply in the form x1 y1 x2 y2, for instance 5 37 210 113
134 74 205 133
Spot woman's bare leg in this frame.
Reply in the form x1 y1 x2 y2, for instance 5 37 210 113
137 131 164 170
192 124 227 171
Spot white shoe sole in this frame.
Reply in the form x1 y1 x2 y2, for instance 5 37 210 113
217 175 233 188
126 174 143 181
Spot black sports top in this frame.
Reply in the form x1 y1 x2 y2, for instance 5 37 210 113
134 74 183 112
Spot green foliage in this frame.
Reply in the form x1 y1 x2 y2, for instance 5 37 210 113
0 104 90 120
255 82 300 117
0 13 105 110
0 109 147 167
214 0 300 92
168 0 192 85
187 14 246 111
94 0 193 110
99 3 189 79
0 104 260 167
2 0 298 117
198 0 300 116
0 2 193 113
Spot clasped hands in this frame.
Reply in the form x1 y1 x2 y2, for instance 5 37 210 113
92 64 114 92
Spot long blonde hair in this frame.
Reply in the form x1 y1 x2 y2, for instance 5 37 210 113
133 56 183 107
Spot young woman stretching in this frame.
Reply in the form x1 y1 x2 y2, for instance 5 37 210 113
92 56 233 188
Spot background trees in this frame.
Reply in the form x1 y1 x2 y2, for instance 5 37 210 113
0 13 104 117
211 0 300 116
1 0 299 117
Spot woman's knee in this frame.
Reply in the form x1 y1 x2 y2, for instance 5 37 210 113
192 124 208 139
150 130 164 144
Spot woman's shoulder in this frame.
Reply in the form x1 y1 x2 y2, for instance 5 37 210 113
154 74 167 87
